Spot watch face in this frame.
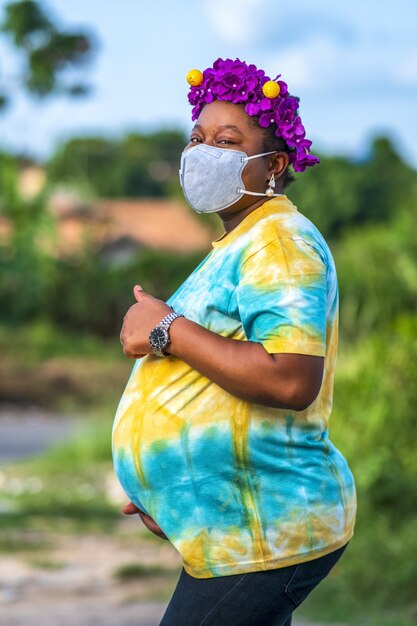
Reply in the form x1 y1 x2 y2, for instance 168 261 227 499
150 327 169 349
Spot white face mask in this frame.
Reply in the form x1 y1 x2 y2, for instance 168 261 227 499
179 144 282 214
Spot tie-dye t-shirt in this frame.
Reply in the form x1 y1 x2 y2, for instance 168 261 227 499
112 195 357 579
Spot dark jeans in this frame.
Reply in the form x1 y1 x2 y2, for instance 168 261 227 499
159 542 349 626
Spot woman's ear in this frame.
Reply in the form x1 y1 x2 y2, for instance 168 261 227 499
270 152 290 180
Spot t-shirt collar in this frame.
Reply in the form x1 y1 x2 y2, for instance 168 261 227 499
211 195 297 248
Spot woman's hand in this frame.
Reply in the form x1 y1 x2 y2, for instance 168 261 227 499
120 285 174 358
122 501 169 541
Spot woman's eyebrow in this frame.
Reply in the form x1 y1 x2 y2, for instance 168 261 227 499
218 124 243 134
191 124 243 134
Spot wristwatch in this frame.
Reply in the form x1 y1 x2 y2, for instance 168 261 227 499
149 311 184 357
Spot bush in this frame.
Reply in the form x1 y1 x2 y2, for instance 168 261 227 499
44 247 206 336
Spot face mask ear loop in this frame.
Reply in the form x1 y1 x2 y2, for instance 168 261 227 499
245 150 278 161
239 150 282 196
236 189 284 197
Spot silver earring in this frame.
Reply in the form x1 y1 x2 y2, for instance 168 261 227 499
265 174 275 197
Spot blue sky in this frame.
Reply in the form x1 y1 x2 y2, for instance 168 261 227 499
0 0 416 165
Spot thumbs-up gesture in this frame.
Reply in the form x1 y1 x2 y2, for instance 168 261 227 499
120 285 174 358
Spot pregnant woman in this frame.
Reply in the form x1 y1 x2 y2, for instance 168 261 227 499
113 58 357 626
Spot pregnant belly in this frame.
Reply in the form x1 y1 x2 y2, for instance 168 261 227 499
111 387 246 530
111 355 258 534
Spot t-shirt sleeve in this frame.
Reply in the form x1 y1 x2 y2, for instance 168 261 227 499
235 237 328 356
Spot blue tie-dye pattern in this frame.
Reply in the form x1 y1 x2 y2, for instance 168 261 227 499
235 277 327 349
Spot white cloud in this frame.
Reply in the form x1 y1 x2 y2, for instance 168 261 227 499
264 47 314 92
265 33 417 98
264 37 347 95
203 0 268 45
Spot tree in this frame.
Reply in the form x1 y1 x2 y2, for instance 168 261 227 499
0 156 56 322
0 0 96 111
290 136 417 239
46 130 188 198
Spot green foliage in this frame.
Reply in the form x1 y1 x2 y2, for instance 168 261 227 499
0 157 57 321
1 0 52 47
0 0 95 109
333 317 417 523
299 319 417 621
1 240 203 334
114 563 172 580
44 247 205 336
0 412 119 532
0 320 121 362
336 207 417 341
46 129 188 198
301 513 417 625
0 531 50 553
0 154 205 331
290 137 417 238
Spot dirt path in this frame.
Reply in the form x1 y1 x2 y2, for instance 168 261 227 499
0 526 178 625
0 528 337 626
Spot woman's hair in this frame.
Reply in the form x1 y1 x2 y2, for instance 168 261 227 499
247 113 296 189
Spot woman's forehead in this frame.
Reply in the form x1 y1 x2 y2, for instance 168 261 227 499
195 101 255 133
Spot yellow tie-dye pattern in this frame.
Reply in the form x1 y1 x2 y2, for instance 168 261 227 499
229 400 274 565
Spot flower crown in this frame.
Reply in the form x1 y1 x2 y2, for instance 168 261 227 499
186 58 319 173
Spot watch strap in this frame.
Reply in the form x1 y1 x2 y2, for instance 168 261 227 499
149 311 184 357
158 311 184 330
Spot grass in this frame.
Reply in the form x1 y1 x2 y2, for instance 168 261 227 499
0 408 122 536
0 531 50 553
114 563 178 581
298 601 417 626
28 558 67 571
0 320 131 410
122 589 175 603
295 514 417 626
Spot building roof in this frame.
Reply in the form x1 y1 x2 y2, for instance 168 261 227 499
2 165 219 256
91 198 214 253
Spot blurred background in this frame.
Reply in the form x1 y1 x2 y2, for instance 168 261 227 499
0 1 416 625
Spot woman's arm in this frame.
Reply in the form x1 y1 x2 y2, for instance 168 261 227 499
121 286 324 411
167 316 323 411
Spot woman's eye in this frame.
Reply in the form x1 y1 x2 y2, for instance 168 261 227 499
189 137 202 143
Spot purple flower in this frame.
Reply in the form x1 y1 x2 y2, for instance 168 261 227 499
245 102 260 116
293 153 320 172
204 91 214 104
278 80 288 96
259 98 272 111
259 112 275 128
222 73 244 90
